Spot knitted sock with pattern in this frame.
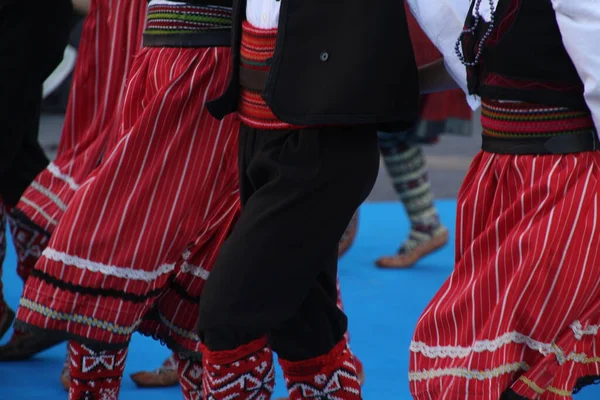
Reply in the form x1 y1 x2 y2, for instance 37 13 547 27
201 337 275 399
279 338 362 400
176 353 204 400
7 210 50 281
378 136 444 251
68 341 127 400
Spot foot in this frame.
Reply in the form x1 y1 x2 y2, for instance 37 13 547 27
130 354 179 388
277 354 365 400
0 329 64 361
375 226 449 269
0 302 15 341
338 211 359 258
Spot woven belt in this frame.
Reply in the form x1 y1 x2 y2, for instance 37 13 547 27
143 30 231 48
239 66 269 92
480 100 598 154
482 131 599 155
143 3 232 48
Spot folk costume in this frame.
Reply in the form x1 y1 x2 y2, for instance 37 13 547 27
0 0 73 339
198 0 419 398
0 0 148 361
8 0 148 294
13 1 241 398
407 0 600 398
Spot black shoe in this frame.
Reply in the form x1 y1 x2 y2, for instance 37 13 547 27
0 304 15 340
0 330 64 361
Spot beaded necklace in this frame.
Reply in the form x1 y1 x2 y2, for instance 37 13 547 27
455 0 497 66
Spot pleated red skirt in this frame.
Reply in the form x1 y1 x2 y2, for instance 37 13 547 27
409 103 600 399
15 0 147 234
16 46 241 355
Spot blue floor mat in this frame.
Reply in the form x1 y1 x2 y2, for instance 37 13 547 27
1 201 599 399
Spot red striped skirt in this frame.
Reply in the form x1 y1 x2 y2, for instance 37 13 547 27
15 46 241 356
15 0 147 234
409 103 600 399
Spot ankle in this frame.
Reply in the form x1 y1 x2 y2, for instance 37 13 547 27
201 337 275 399
68 342 127 400
279 339 362 400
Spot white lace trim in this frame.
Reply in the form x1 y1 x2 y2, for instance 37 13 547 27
409 361 528 382
19 197 58 226
43 248 175 281
31 181 67 211
410 322 599 359
410 348 600 383
571 320 600 340
180 262 210 280
47 162 80 191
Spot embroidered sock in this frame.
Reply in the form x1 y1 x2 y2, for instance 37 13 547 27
378 138 443 252
279 339 362 400
68 341 127 400
202 337 275 399
7 211 50 281
176 353 204 400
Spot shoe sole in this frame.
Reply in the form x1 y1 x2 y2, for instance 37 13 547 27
375 229 449 269
0 334 64 361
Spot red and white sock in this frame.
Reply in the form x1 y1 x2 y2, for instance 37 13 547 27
7 212 50 281
68 341 127 400
176 353 204 400
201 337 275 399
279 339 362 400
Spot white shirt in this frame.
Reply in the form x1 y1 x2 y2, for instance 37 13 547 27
475 0 499 22
551 0 600 133
246 0 281 29
406 0 481 110
149 0 185 5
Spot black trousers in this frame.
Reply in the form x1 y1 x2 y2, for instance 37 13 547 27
0 0 72 206
198 124 380 361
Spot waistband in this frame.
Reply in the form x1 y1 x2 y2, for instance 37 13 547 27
480 100 598 154
237 21 304 130
143 3 232 48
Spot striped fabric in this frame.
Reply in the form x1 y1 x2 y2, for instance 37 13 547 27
481 101 595 138
238 21 303 130
15 46 241 357
409 103 600 398
145 3 232 35
15 0 148 235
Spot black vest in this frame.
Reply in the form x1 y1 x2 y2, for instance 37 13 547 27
207 0 420 129
463 0 587 110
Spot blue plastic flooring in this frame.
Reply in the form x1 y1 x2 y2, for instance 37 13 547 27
1 201 599 399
